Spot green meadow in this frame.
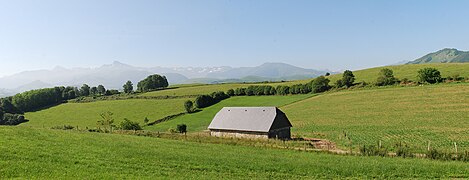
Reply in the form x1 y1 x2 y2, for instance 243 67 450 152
24 99 189 129
145 94 314 132
282 83 469 151
1 127 468 179
327 63 469 83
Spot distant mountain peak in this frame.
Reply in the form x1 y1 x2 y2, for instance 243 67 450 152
407 48 469 64
101 61 134 68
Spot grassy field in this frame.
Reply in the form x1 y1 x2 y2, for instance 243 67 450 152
1 127 468 179
145 94 314 132
23 99 189 129
282 83 469 151
327 63 469 83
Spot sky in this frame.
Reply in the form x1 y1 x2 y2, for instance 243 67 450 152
1 0 469 77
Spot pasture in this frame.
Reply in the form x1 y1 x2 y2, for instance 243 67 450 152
282 83 469 151
145 94 314 132
1 127 468 179
327 63 469 83
23 99 190 129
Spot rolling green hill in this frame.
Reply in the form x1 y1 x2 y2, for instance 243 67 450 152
145 94 315 132
326 63 469 83
1 127 467 179
408 48 469 64
282 83 469 151
24 99 190 129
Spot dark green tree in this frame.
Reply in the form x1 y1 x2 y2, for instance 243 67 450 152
97 85 106 95
376 68 399 86
184 100 194 113
137 74 169 92
336 70 355 88
417 68 442 84
177 124 187 134
123 80 134 93
226 89 235 96
90 87 98 95
119 118 142 130
311 76 331 93
80 84 91 96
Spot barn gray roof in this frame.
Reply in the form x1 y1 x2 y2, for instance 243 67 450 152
208 107 292 132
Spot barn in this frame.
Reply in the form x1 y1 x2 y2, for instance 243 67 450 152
208 107 292 139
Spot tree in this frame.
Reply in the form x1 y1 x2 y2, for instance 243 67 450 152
97 111 115 132
97 85 106 95
177 124 187 134
184 100 194 113
137 74 169 92
119 118 142 130
337 70 355 88
123 80 134 94
80 84 91 96
90 87 98 95
417 68 442 84
311 76 331 93
376 68 399 86
325 72 331 76
226 89 235 96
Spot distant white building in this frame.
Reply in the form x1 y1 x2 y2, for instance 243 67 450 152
208 107 292 139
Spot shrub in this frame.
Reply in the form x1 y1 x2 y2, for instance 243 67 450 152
417 68 442 84
234 88 246 96
137 74 169 92
311 76 331 93
376 68 399 86
226 89 235 96
395 142 414 158
177 124 187 134
184 100 194 113
119 118 142 130
0 113 26 125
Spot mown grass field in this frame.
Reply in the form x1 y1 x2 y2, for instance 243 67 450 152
1 127 468 179
327 63 469 83
282 83 469 151
23 99 189 129
145 94 314 132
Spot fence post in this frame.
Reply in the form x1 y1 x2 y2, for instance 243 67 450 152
454 142 458 154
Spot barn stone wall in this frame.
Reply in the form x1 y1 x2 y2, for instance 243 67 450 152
210 129 268 139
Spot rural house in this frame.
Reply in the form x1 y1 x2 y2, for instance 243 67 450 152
208 107 292 139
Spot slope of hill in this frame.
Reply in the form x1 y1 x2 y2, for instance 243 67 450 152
1 127 467 179
408 48 469 64
282 83 469 151
24 98 190 128
145 94 314 132
326 63 469 83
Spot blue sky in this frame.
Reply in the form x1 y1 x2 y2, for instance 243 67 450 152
1 0 469 77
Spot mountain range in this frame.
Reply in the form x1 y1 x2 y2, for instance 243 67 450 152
0 62 328 97
407 48 469 64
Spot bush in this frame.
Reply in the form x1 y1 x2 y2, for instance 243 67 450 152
177 124 187 134
184 100 194 113
417 68 442 84
376 68 399 86
311 76 331 93
234 88 246 96
359 143 388 157
119 118 142 130
395 142 414 158
0 113 26 125
226 89 235 96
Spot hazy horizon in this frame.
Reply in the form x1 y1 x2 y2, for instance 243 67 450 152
1 0 469 77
